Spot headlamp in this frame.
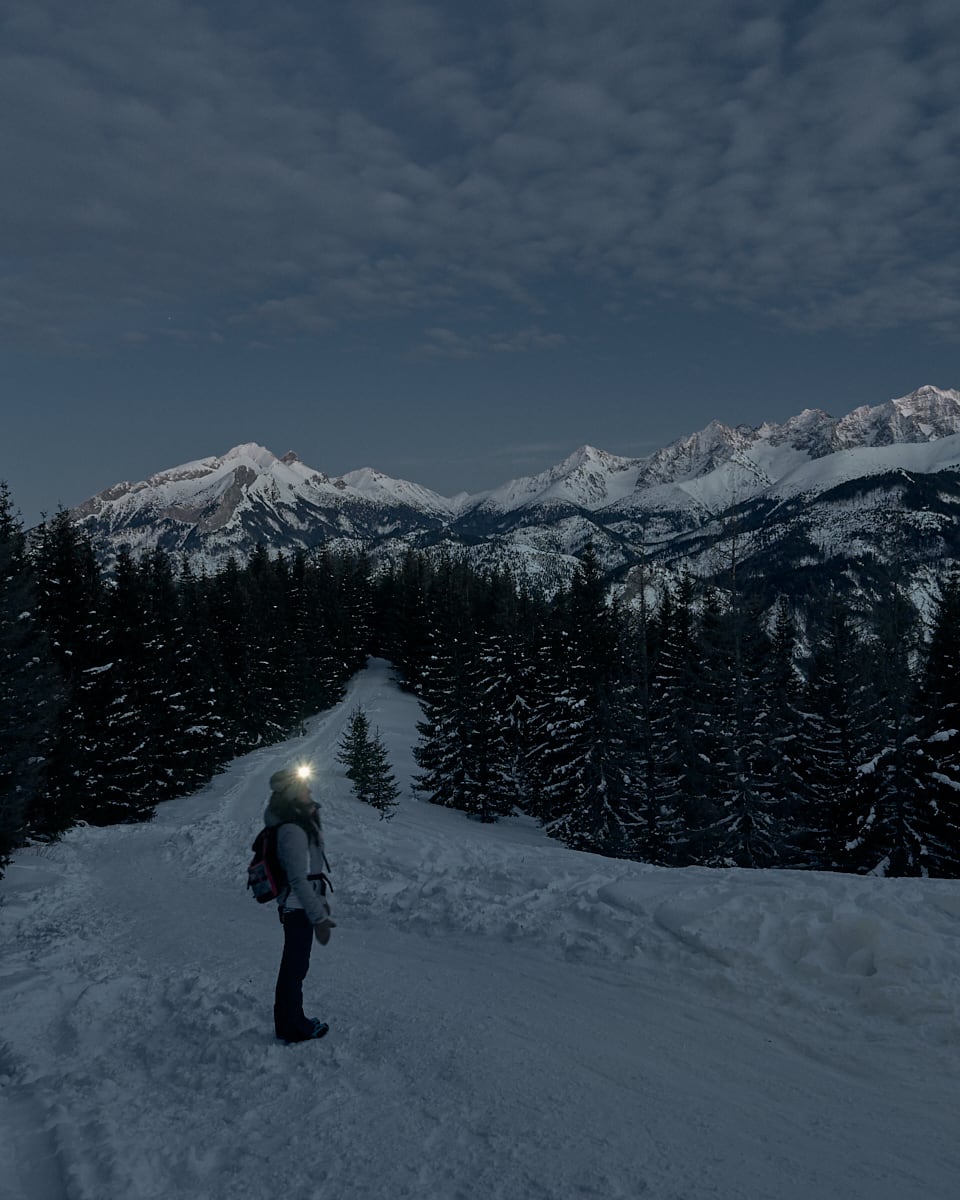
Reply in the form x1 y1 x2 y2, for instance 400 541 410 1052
296 764 313 781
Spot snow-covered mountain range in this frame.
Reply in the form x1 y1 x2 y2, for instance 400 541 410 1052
72 385 960 597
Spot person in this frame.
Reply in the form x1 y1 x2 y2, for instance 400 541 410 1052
265 766 336 1043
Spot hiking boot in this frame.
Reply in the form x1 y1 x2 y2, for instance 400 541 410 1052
278 1019 328 1044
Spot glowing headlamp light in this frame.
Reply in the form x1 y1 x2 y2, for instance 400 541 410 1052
296 765 313 781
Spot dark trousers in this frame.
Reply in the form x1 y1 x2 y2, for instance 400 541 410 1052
274 908 314 1040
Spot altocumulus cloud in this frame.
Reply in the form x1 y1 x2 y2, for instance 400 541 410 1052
1 0 958 352
417 327 567 359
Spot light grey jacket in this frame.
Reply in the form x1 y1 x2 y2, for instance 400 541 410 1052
263 802 331 926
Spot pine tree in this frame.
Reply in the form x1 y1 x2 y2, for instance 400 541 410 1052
414 634 476 813
627 573 679 865
93 546 158 821
30 508 119 829
338 705 400 816
459 634 518 821
0 483 57 866
244 544 298 745
130 548 227 801
799 597 875 869
689 587 788 868
754 598 809 866
906 568 960 876
203 555 261 754
366 728 401 817
163 555 231 791
528 547 640 855
289 550 348 721
413 557 489 819
650 575 704 865
838 579 931 876
338 705 375 796
375 550 436 689
312 548 371 692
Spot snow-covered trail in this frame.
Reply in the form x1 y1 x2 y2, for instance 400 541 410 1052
2 660 959 1200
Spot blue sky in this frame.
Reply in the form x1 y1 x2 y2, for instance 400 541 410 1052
2 0 958 524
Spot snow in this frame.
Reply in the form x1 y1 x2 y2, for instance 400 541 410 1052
768 433 960 502
2 660 959 1200
339 467 460 516
472 446 644 513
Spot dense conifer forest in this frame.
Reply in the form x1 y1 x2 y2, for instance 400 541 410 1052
2 481 958 878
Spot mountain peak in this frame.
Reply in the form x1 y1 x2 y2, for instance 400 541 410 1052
220 443 277 470
892 385 960 418
564 443 607 462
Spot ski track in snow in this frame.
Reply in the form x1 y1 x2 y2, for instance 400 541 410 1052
2 659 959 1200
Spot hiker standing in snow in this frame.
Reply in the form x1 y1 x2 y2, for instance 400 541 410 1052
266 767 336 1043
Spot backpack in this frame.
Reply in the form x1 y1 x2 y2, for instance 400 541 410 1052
246 826 287 903
246 823 333 904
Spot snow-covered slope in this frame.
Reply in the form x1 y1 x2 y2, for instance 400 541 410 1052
338 466 464 517
2 660 959 1200
473 445 644 512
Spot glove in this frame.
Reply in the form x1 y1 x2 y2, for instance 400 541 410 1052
314 915 336 945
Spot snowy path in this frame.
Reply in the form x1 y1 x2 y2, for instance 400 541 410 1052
2 659 959 1200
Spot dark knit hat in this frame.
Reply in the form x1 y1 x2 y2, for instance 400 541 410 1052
270 767 312 796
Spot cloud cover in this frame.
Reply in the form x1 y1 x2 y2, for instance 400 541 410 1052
2 0 958 352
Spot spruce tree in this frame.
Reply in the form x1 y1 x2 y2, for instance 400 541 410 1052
838 579 931 876
339 705 401 816
528 547 640 855
650 575 704 865
799 597 874 869
131 548 227 800
906 569 960 876
366 728 401 817
754 598 809 866
203 555 260 754
338 705 375 797
627 572 678 865
0 484 57 865
414 635 475 813
30 508 118 829
244 544 298 745
459 634 517 821
689 587 788 868
93 546 158 821
289 550 348 720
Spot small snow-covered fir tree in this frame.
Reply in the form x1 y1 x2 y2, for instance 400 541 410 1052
339 705 400 816
366 727 401 817
338 705 374 794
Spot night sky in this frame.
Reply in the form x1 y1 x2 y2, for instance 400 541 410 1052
3 0 958 525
